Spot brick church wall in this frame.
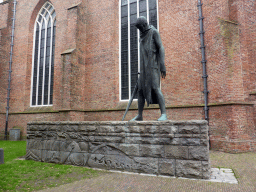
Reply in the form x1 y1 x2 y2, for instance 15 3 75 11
0 0 255 152
0 0 11 114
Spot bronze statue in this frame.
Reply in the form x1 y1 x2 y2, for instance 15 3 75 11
129 16 167 121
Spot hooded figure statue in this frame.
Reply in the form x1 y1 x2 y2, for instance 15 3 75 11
131 16 167 121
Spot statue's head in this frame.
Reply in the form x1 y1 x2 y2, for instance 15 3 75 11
135 16 149 33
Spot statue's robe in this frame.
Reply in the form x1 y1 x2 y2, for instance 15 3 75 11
138 26 166 106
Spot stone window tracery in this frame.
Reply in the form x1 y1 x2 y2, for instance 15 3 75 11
120 0 158 100
31 2 56 106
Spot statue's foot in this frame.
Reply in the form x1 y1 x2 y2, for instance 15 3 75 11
130 115 143 121
158 114 168 121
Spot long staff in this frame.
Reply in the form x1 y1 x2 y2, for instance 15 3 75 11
122 73 140 121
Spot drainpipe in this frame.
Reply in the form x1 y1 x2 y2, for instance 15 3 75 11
4 0 17 140
198 0 209 121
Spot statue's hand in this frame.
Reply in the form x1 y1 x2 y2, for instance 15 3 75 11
161 71 166 79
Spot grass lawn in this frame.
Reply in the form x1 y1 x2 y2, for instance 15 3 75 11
0 141 106 191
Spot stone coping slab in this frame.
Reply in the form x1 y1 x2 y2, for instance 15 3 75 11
28 120 208 125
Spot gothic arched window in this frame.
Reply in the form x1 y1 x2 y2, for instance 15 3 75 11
31 2 56 106
120 0 158 100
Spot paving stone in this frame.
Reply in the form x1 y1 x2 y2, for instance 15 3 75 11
211 168 220 172
207 168 238 184
220 168 233 173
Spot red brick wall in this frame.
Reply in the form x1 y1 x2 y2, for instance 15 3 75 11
159 0 203 106
0 1 11 113
0 1 8 29
204 0 243 103
209 104 255 152
82 0 120 110
238 0 256 100
0 0 255 152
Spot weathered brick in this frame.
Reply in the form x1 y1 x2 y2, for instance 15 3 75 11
0 0 255 153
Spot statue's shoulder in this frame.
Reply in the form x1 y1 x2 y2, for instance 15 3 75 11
149 26 160 41
150 25 160 35
149 25 157 31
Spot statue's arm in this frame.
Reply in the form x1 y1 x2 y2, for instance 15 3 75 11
153 30 166 74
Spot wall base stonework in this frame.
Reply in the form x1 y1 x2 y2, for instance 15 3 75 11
26 120 210 179
210 139 256 153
